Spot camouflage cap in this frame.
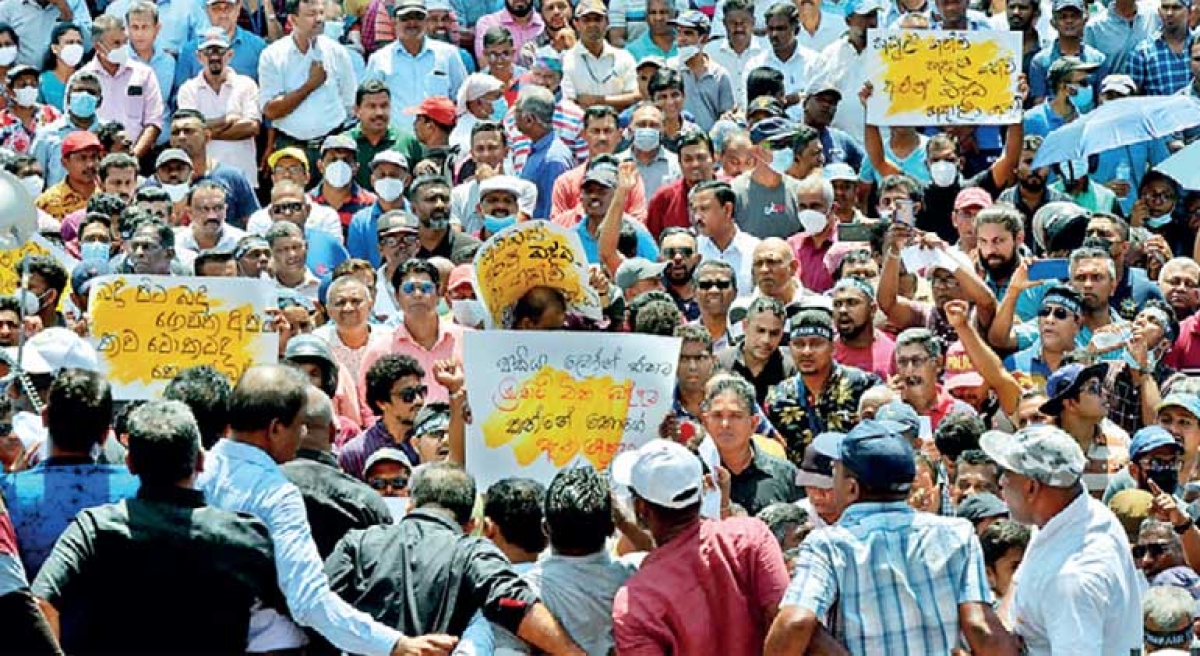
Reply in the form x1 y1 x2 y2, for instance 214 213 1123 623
980 425 1085 488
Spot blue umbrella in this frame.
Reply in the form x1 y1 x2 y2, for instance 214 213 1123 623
1156 138 1200 190
1032 96 1200 169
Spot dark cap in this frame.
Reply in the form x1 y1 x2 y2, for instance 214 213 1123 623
747 96 785 119
70 260 112 295
283 334 336 370
874 400 920 436
1039 362 1110 415
796 431 841 488
582 160 619 188
749 116 796 146
834 420 917 492
955 492 1009 523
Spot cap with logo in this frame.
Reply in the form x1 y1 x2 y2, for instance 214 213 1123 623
980 424 1086 488
615 257 668 290
582 160 619 188
611 439 703 509
944 341 985 390
1040 284 1082 314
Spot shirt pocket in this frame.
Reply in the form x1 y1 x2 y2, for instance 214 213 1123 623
424 68 451 97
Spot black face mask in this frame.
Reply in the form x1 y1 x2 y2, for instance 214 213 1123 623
1147 467 1180 496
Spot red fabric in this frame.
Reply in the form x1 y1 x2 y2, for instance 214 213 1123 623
644 178 692 241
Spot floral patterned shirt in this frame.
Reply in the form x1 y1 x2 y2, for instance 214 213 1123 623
764 364 882 468
0 105 62 154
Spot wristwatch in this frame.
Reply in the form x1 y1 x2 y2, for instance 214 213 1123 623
1174 518 1194 535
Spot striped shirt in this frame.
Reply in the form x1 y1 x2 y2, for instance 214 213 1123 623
783 501 992 655
504 94 588 175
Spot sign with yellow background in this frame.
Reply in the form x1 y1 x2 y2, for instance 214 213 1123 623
0 234 79 305
865 29 1022 126
88 275 279 399
464 330 681 490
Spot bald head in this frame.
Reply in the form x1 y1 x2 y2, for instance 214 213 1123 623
753 238 799 300
300 386 335 451
229 365 310 433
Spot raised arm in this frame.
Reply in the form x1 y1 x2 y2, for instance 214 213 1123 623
859 83 902 179
945 299 1022 415
599 161 639 275
878 224 923 328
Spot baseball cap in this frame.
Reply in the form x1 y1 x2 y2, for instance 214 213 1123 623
874 401 920 437
844 0 887 16
955 492 1009 523
636 55 667 71
533 46 563 73
796 431 842 488
944 341 985 390
457 73 504 113
447 264 473 293
980 424 1086 488
670 9 711 31
575 0 607 17
404 96 457 127
62 131 102 157
198 26 230 50
1129 425 1183 461
70 260 112 296
5 64 36 83
1108 488 1155 542
413 404 450 438
582 160 619 188
833 420 917 492
614 257 668 290
1051 0 1086 11
1101 74 1137 97
1048 56 1100 90
155 148 192 170
954 187 993 211
1039 362 1108 415
320 133 357 154
805 78 842 100
364 447 414 473
283 334 336 370
267 147 309 172
478 175 524 200
27 327 100 373
1034 201 1091 254
750 116 797 146
611 439 703 509
823 162 857 183
377 210 420 234
747 96 785 120
370 150 409 171
1157 394 1200 421
393 0 427 17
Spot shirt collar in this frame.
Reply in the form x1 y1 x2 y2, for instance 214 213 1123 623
1030 490 1088 547
295 447 340 468
838 499 914 525
137 484 206 507
216 437 281 471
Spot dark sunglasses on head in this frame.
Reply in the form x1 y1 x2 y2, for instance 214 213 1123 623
663 247 694 258
368 476 409 491
395 384 428 403
697 279 733 290
1038 306 1072 320
1132 542 1171 559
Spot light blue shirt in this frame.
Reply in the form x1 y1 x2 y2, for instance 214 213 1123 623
104 0 207 54
132 47 176 145
575 215 659 264
30 115 105 185
175 27 267 88
1084 6 1159 76
197 439 403 656
365 37 467 131
0 0 93 67
625 31 677 63
858 132 930 186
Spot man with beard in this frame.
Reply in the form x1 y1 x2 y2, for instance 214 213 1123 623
474 0 545 65
832 277 895 380
765 309 880 467
646 130 717 238
408 175 480 265
974 205 1025 300
892 328 977 431
716 296 797 404
1040 362 1131 495
998 136 1071 246
1159 258 1200 321
659 228 701 321
690 260 738 351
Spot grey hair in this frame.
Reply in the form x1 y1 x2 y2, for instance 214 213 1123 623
125 0 160 23
1139 519 1184 558
858 385 896 415
1161 257 1200 282
126 400 200 486
1069 246 1116 281
302 386 335 426
674 323 713 352
66 70 102 95
1143 585 1197 635
92 14 125 42
896 327 943 358
694 259 735 282
327 274 372 301
756 502 807 547
265 220 304 247
795 174 834 211
701 373 756 414
514 85 556 128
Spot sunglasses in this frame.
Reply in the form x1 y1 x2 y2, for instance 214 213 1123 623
1038 306 1072 320
368 476 409 491
400 280 436 296
271 201 304 214
394 384 428 403
381 232 418 248
697 279 733 290
1132 542 1171 559
663 247 694 258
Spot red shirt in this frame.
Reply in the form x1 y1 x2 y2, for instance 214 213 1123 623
834 330 897 380
645 178 694 241
613 518 789 655
1167 313 1200 373
787 230 837 293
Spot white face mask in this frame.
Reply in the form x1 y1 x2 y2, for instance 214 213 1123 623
451 298 486 327
798 209 828 235
929 160 958 187
19 175 43 198
0 46 17 67
324 160 353 188
12 87 37 108
59 43 85 67
632 127 660 152
105 44 129 66
161 182 190 203
375 176 405 203
676 45 700 63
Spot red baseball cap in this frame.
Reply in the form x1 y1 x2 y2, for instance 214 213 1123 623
61 131 102 157
404 96 457 127
944 341 985 390
954 187 993 211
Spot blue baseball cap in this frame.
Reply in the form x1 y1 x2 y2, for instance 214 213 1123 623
844 0 887 17
1040 362 1109 415
1157 394 1200 421
833 420 917 492
956 492 1009 523
798 431 843 488
1130 426 1183 461
875 401 920 436
749 116 797 146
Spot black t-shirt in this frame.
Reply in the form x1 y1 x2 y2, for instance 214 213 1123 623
918 168 1003 242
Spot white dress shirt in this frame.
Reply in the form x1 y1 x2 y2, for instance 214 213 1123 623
258 34 355 139
746 44 820 121
796 11 847 53
698 229 760 298
817 37 870 145
246 204 345 245
562 41 638 101
704 37 769 110
177 71 262 187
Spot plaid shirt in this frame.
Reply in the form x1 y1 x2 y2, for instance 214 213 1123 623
1128 34 1194 97
783 501 992 656
1104 361 1175 436
309 183 378 233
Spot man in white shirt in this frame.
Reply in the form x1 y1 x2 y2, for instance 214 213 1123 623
176 27 261 188
562 0 641 111
691 179 760 297
981 425 1144 656
705 0 768 110
745 3 818 121
816 0 884 142
248 147 344 243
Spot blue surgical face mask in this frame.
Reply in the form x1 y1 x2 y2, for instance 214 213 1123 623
81 241 111 262
1145 214 1173 229
769 149 794 174
68 91 98 119
491 97 508 121
1069 85 1094 115
323 19 345 41
483 213 516 235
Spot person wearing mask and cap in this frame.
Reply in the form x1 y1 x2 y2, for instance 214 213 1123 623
311 133 377 237
1102 425 1196 515
732 117 806 240
449 73 505 155
766 420 1013 655
347 150 412 267
1152 392 1200 485
981 424 1143 654
0 65 60 154
252 147 344 242
475 174 529 240
66 259 112 331
36 130 101 221
148 147 193 223
1024 56 1101 138
671 10 734 133
794 431 844 530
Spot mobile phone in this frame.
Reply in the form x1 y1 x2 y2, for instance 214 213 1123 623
894 199 915 227
1027 258 1069 282
837 221 873 242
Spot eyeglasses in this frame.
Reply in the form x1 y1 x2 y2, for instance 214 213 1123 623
1132 542 1172 559
381 232 418 248
271 202 304 214
368 476 409 491
663 247 694 259
896 355 934 369
274 165 307 176
1038 306 1072 320
697 279 733 290
1146 191 1175 201
400 280 436 296
393 384 427 403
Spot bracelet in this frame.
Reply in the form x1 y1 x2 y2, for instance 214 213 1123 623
1174 518 1194 534
449 389 467 401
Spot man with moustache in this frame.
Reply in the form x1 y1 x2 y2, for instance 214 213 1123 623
974 205 1025 300
692 180 760 297
998 136 1071 250
1082 214 1164 321
892 328 976 431
690 260 739 351
1003 285 1086 391
832 277 895 380
474 0 545 65
659 228 701 321
409 175 480 265
1158 258 1200 321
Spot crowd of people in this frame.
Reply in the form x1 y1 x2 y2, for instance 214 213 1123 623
0 0 1198 651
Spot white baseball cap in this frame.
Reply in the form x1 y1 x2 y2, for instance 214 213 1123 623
611 440 703 509
28 327 99 373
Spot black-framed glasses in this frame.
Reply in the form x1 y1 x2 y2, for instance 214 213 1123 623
271 201 304 214
1132 542 1172 559
393 385 428 403
663 247 694 259
381 232 418 249
697 279 733 290
368 476 409 491
1038 306 1072 320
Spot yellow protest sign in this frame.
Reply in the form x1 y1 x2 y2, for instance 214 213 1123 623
472 221 602 328
865 29 1022 126
88 275 279 398
0 234 80 303
464 330 681 490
